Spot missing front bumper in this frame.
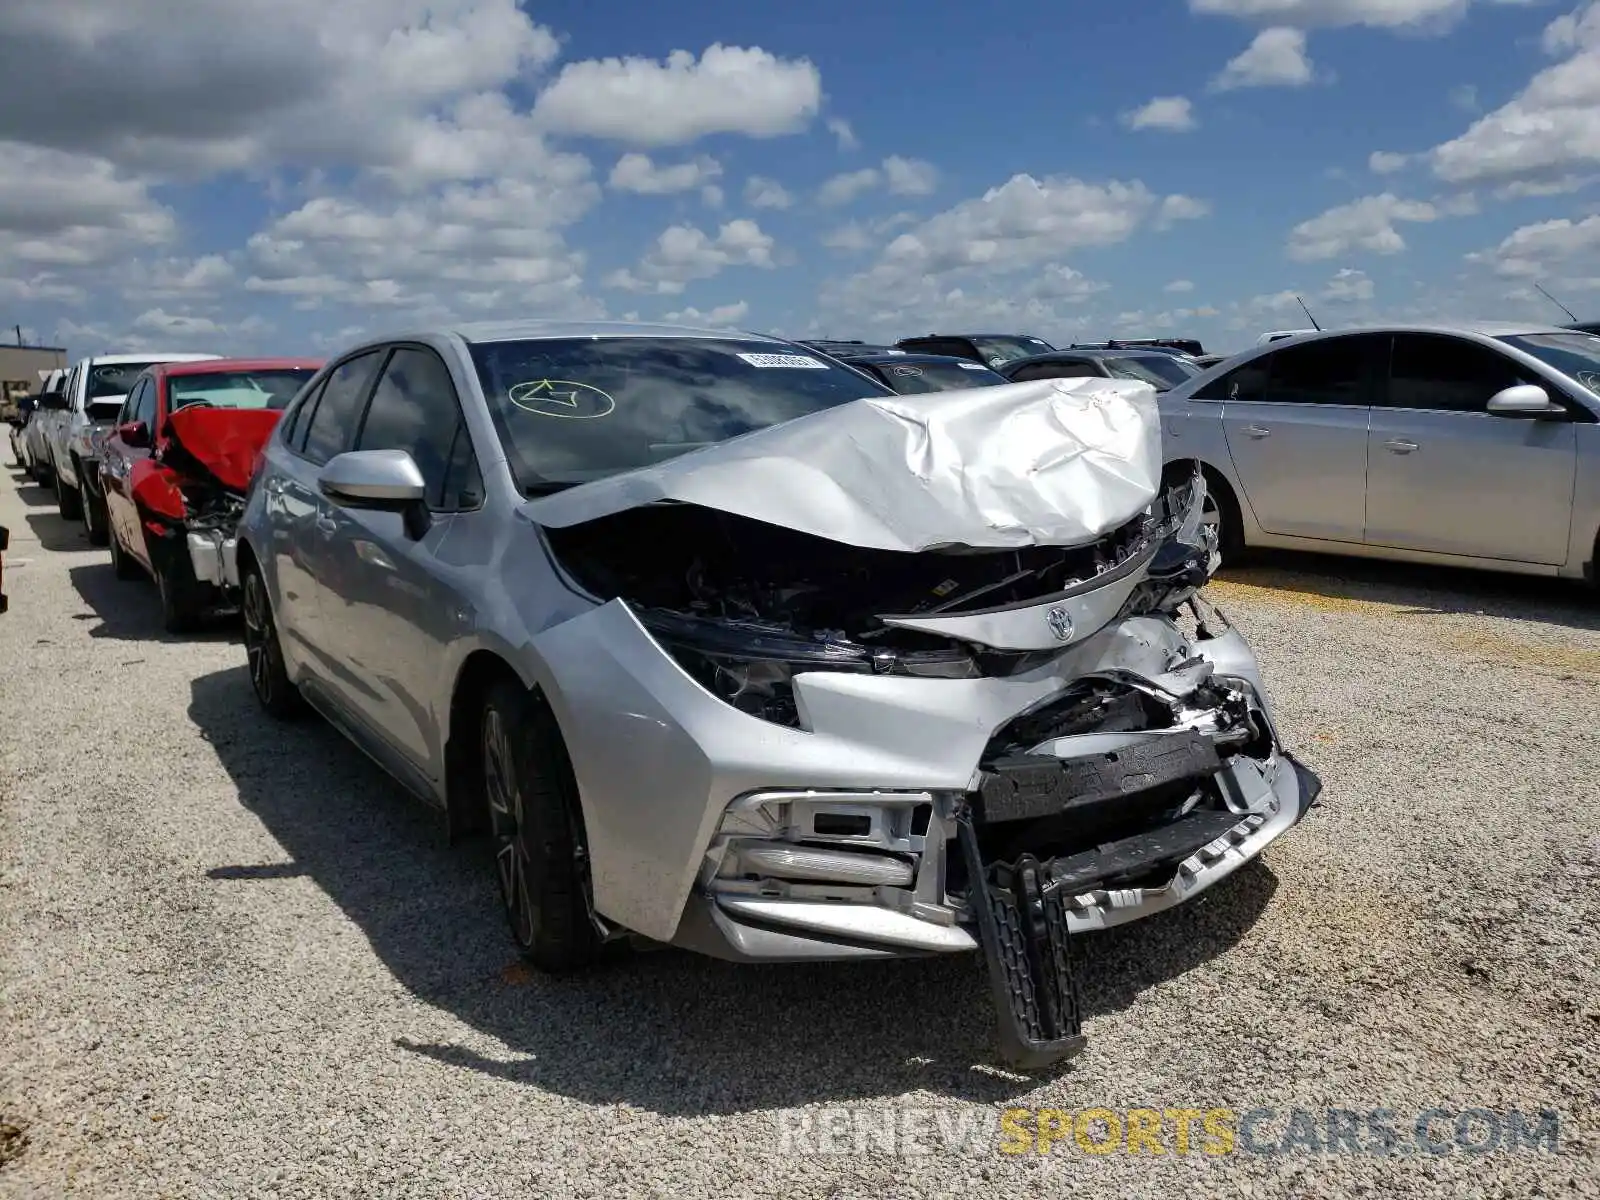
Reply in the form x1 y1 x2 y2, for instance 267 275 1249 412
186 529 240 589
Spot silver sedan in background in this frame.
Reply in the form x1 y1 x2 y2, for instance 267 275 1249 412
232 321 1317 1068
1158 322 1600 579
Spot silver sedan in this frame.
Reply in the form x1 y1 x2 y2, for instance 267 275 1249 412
1158 322 1600 579
232 321 1317 1067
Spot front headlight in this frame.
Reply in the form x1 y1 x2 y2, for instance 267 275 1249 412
1130 462 1218 613
640 608 875 728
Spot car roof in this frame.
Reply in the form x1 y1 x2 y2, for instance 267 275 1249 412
1258 321 1572 342
153 357 325 378
441 320 787 345
82 352 223 366
898 332 1044 341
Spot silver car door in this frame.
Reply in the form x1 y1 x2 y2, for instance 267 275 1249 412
1218 335 1380 542
1364 333 1577 564
314 345 482 777
282 349 388 682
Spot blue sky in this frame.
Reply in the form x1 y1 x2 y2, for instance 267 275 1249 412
4 0 1600 358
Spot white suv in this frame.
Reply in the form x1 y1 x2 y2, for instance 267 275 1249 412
46 352 220 538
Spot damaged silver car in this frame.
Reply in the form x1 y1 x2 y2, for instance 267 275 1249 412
235 321 1321 1068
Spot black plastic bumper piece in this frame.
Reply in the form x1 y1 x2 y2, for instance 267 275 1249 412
978 731 1222 825
958 812 1088 1071
0 523 9 614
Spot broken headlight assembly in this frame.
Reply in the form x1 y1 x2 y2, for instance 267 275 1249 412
640 608 875 727
1126 462 1219 616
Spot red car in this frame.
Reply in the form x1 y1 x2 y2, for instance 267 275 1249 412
99 357 322 632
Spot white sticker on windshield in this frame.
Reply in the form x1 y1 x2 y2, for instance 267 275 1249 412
987 357 1006 368
737 353 829 369
957 361 988 370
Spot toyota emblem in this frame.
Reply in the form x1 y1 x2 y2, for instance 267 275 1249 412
1045 607 1074 642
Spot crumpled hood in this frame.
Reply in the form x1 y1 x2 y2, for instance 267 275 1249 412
523 376 1164 552
162 407 283 492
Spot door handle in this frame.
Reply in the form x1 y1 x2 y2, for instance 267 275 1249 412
1243 425 1271 439
1384 439 1419 454
315 515 338 535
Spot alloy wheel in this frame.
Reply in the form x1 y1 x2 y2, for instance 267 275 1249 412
242 571 278 706
484 707 538 948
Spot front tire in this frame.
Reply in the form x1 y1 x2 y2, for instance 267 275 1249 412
481 680 602 972
153 540 204 634
241 563 304 719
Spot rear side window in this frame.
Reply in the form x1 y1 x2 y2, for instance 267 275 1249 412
1384 334 1524 413
1262 339 1365 405
299 350 385 465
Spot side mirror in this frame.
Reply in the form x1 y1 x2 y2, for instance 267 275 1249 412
37 391 68 412
1486 383 1565 419
117 420 150 449
318 450 431 539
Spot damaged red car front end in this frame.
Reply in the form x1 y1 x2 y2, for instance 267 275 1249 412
131 408 284 609
103 357 321 631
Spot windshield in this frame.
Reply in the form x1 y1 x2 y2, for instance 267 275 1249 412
89 362 162 400
971 336 1056 367
169 369 317 411
1101 354 1201 390
872 359 1007 394
1498 332 1600 396
469 338 889 489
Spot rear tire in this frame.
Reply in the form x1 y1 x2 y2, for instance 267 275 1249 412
55 465 82 520
241 563 304 719
481 679 602 972
83 478 109 546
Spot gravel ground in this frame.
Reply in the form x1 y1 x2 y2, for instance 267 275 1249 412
2 457 1597 1199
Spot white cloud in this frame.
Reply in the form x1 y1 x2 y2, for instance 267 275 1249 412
882 156 939 196
1322 266 1376 301
744 176 794 209
1121 96 1198 131
1468 214 1600 278
1189 0 1526 31
661 300 750 326
818 168 882 206
821 222 874 252
0 142 176 269
1369 150 1410 173
0 273 86 305
1156 194 1213 228
1430 2 1600 186
1165 279 1197 293
604 218 775 294
1211 28 1316 89
826 117 860 151
608 153 722 195
1286 192 1439 259
817 173 1183 336
701 184 724 208
533 45 821 146
1449 83 1480 111
0 0 568 185
244 176 601 314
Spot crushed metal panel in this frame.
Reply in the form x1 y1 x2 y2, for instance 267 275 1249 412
523 376 1163 552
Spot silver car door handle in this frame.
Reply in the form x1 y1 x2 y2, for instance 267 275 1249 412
1243 425 1271 439
1385 439 1419 454
315 514 338 535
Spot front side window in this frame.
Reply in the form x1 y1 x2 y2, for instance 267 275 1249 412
133 379 158 428
300 350 385 465
354 348 468 509
169 369 317 413
1385 334 1525 413
1012 359 1099 382
468 337 891 492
